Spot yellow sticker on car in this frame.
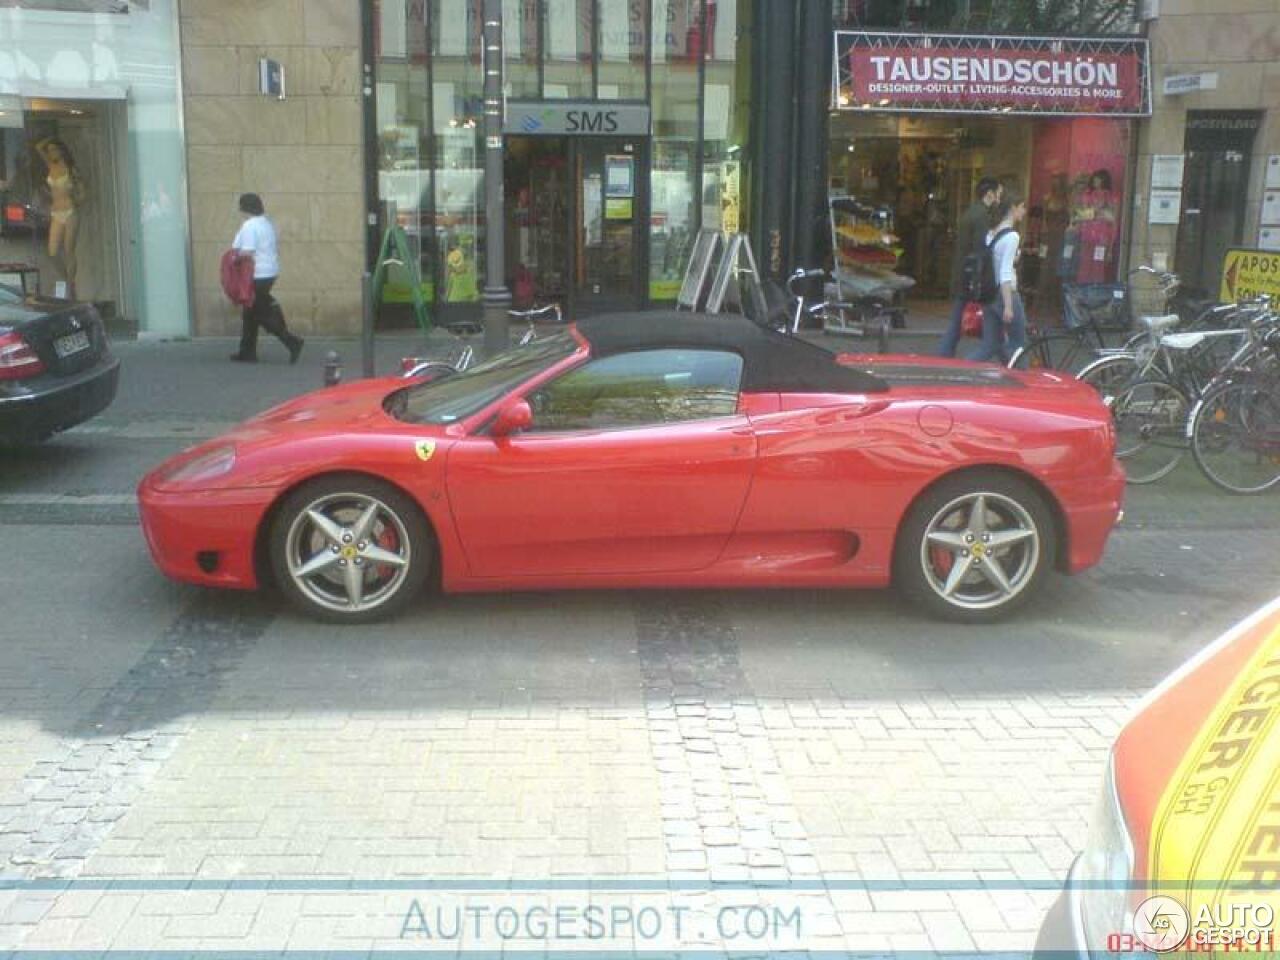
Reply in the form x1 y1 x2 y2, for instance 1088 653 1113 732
1148 623 1280 938
414 440 436 462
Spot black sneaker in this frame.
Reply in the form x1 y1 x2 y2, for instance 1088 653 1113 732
288 337 305 365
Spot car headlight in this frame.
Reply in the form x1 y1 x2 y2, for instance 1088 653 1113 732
1080 752 1136 953
161 444 237 487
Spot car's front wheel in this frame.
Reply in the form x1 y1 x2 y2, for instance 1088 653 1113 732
269 475 433 623
894 471 1056 622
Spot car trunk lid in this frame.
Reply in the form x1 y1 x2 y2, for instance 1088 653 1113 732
3 299 108 378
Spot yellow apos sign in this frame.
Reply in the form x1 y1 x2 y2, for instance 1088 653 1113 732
1148 622 1280 950
1220 249 1280 303
721 161 741 236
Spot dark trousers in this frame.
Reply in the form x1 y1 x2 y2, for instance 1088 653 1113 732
237 278 297 359
938 297 968 357
968 291 1028 366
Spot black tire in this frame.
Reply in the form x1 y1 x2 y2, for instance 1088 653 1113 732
1190 380 1280 495
894 470 1057 623
269 475 434 624
1076 353 1138 402
1111 378 1188 485
1019 332 1095 375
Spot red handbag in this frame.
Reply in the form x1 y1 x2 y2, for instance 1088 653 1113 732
961 301 984 338
219 249 255 308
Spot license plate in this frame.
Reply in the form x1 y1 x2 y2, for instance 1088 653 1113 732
54 330 90 358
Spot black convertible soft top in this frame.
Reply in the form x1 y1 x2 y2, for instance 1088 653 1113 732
575 312 890 394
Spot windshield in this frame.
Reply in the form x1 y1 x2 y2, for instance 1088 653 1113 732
390 333 579 425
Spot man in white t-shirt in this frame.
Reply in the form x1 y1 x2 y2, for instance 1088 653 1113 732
230 193 304 364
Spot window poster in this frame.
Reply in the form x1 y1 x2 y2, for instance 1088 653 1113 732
1262 190 1280 227
605 197 633 221
605 155 634 198
1148 189 1182 225
583 174 603 246
1266 156 1280 190
1151 155 1185 190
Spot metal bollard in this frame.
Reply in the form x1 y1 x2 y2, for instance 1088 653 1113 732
323 350 343 387
877 318 891 354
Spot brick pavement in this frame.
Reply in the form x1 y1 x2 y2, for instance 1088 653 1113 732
6 544 1269 952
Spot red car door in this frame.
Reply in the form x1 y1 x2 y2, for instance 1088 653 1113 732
445 348 757 578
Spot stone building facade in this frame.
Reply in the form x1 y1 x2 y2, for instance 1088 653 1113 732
1131 0 1280 297
179 0 365 337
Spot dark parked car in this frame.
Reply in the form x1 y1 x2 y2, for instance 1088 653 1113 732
0 286 120 444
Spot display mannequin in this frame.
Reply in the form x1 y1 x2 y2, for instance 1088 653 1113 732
1072 169 1116 284
37 138 84 294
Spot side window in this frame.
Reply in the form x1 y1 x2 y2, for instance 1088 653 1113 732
528 349 744 432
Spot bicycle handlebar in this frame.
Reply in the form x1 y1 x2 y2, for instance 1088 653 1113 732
1131 264 1179 284
787 268 827 295
507 304 564 323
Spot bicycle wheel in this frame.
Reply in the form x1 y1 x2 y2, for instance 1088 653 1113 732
1112 379 1189 485
1077 353 1138 402
1018 332 1095 375
1190 379 1280 495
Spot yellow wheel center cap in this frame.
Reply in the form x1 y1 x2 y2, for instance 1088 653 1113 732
972 543 986 558
341 545 358 560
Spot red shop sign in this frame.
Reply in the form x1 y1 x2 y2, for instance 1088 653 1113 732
833 32 1152 117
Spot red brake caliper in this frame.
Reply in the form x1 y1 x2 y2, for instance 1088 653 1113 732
930 545 954 578
375 525 400 580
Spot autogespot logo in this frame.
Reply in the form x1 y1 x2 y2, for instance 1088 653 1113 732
1133 895 1191 952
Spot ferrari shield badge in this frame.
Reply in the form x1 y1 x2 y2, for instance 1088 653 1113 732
414 440 436 462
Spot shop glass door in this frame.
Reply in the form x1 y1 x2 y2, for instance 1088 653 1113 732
1177 150 1253 298
1176 112 1261 299
572 138 645 315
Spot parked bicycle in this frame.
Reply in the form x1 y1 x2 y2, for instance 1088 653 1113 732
1186 316 1280 494
1077 296 1266 403
1103 303 1276 484
511 302 566 345
401 303 565 381
1007 266 1181 374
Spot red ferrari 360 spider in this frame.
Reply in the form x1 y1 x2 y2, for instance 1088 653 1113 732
138 313 1124 624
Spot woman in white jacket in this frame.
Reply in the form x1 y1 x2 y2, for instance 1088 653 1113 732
969 192 1027 366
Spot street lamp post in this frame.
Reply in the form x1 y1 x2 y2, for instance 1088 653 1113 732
481 0 510 356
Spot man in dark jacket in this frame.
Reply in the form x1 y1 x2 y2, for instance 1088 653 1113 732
939 177 1002 357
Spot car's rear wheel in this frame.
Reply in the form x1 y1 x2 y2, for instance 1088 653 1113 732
894 471 1056 623
269 475 433 623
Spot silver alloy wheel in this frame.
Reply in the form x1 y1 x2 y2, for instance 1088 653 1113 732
918 491 1041 611
283 491 412 614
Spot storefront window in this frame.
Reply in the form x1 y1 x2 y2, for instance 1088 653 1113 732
376 0 484 321
828 31 1146 320
543 0 593 99
832 0 1140 34
431 0 484 308
504 0 541 99
700 0 745 236
828 113 1132 316
0 0 188 335
375 0 434 318
598 1 647 100
649 0 701 301
1029 118 1131 297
